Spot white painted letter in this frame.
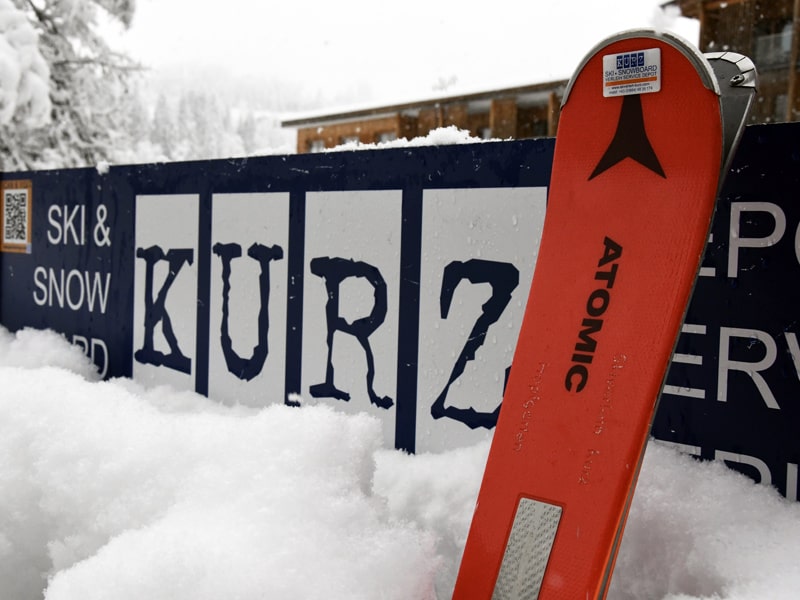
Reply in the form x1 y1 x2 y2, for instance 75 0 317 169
728 202 786 277
718 327 779 409
716 450 772 485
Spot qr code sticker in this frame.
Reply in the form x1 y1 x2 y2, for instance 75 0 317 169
4 189 28 243
1 180 32 252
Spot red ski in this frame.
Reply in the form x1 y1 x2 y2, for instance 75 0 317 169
452 31 755 599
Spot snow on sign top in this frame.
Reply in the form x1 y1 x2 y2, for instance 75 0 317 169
602 48 661 97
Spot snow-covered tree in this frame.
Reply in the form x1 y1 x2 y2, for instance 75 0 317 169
237 111 257 155
150 92 176 158
158 90 245 161
0 0 52 167
0 0 138 170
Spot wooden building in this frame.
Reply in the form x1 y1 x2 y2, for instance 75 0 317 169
283 0 800 153
667 0 800 123
282 81 567 154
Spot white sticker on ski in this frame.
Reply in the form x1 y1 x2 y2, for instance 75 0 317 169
602 48 661 97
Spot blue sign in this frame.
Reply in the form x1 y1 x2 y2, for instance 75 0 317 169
1 124 799 500
0 141 551 454
658 123 800 501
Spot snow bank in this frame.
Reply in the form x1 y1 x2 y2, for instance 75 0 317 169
0 326 798 599
0 329 436 600
0 327 100 378
615 442 800 600
326 125 491 152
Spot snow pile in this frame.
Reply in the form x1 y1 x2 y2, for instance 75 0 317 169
373 442 491 594
0 326 799 599
614 444 800 600
0 0 50 126
0 338 436 599
0 327 100 379
327 125 490 152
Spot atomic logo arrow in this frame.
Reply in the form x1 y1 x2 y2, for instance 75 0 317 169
589 94 665 180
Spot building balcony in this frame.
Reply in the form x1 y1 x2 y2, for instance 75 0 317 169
754 31 797 69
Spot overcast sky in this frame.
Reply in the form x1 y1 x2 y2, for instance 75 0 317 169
119 0 699 105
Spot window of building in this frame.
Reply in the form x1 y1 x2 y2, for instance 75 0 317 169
308 139 326 153
753 18 794 69
340 135 360 145
531 120 548 138
774 93 789 122
377 131 397 143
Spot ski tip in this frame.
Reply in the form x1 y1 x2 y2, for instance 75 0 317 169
561 28 720 109
704 51 758 91
703 51 759 178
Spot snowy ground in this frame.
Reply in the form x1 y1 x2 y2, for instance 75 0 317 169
1 326 799 600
